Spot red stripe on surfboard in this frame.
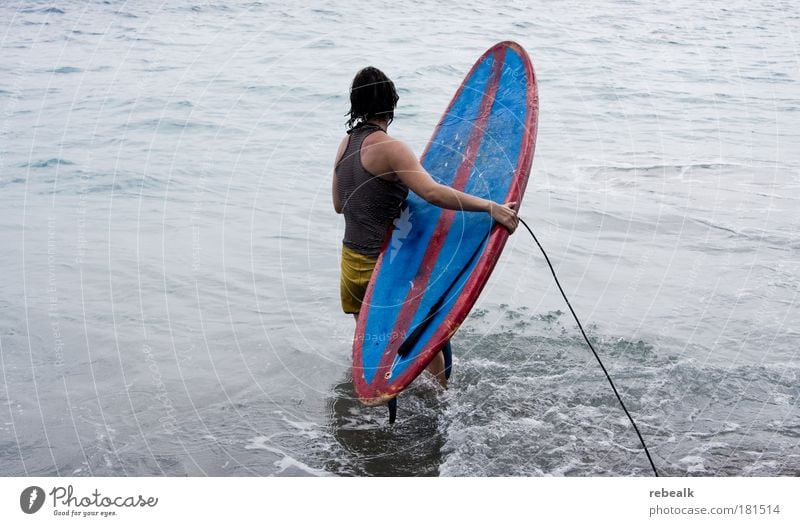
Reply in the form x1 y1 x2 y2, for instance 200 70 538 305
384 42 539 395
359 47 507 401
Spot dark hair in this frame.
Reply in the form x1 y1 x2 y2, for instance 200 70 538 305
345 66 399 130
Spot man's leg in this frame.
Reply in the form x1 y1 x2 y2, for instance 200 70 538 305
442 340 452 380
425 341 451 388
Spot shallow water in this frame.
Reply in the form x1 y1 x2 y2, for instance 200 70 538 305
1 0 798 476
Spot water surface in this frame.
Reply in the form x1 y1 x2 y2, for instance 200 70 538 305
1 0 798 476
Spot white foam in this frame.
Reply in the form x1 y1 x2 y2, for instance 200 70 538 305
245 436 332 477
678 455 706 473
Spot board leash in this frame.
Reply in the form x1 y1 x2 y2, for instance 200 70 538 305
388 226 490 424
387 216 660 476
518 217 659 477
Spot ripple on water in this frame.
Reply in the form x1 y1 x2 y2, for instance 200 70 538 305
51 66 82 74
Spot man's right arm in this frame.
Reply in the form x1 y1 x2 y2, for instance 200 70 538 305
385 138 519 233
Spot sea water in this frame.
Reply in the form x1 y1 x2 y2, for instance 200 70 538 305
1 0 798 476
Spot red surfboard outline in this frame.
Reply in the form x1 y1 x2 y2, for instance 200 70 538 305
353 41 539 405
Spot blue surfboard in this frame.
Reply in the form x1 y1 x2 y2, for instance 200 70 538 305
353 41 539 405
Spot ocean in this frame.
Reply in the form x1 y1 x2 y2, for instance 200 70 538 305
1 0 798 476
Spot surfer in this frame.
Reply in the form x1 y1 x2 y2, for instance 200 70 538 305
333 66 519 386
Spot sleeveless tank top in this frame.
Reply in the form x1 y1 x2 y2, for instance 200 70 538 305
335 123 409 257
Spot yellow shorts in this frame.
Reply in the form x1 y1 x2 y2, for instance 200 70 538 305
340 245 378 314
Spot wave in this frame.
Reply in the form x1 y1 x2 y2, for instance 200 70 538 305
577 161 750 176
435 317 800 475
23 158 74 168
21 7 65 14
51 66 82 74
124 118 220 133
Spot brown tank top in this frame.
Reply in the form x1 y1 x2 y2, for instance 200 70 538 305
335 123 409 257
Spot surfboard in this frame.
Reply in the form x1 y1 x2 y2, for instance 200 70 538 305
353 41 538 406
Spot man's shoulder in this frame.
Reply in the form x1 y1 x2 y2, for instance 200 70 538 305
363 129 401 152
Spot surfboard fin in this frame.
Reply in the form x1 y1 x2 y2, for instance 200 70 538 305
387 397 397 424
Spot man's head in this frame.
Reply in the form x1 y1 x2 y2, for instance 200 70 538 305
346 66 399 130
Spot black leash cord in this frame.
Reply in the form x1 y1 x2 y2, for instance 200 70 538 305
518 217 659 477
